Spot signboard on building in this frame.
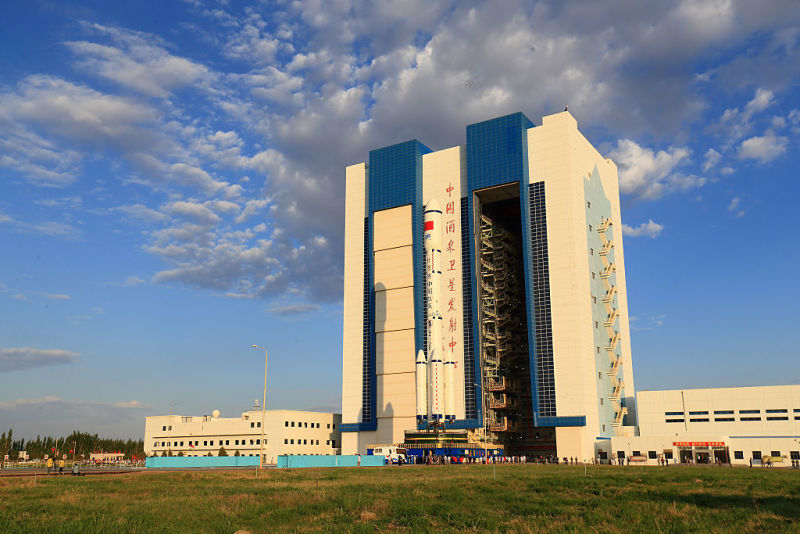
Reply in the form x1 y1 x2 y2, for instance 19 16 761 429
672 442 725 447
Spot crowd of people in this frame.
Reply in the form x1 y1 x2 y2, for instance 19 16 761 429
402 454 596 465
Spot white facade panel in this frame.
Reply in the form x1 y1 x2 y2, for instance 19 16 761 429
374 286 415 333
374 247 414 290
373 205 412 251
375 330 415 375
377 372 416 419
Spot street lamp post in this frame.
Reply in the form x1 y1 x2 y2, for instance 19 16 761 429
252 345 268 473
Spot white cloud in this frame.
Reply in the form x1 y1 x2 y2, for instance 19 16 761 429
0 347 79 373
116 204 170 223
266 303 321 316
622 219 664 238
163 200 221 225
702 148 721 172
65 23 210 98
727 197 746 218
738 131 788 163
609 139 701 200
717 88 777 145
43 293 72 300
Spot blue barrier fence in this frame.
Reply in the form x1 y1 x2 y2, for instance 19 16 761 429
276 455 386 468
146 456 260 469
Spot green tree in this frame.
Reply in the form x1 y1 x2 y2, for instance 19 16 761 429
234 450 240 456
177 451 184 457
218 446 228 457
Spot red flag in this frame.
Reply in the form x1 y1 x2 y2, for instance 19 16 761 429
51 447 56 452
69 449 74 454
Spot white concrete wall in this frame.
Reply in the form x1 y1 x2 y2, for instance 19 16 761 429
610 433 800 467
144 410 342 463
527 112 594 437
341 163 367 449
638 385 800 437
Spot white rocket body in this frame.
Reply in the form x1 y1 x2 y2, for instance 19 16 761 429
424 200 444 421
444 355 456 422
415 350 427 422
416 199 458 426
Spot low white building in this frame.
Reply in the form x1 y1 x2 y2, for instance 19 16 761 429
605 385 800 466
144 408 342 464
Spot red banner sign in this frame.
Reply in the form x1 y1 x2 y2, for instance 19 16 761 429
672 441 725 447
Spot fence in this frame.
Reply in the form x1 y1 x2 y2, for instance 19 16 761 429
146 456 260 469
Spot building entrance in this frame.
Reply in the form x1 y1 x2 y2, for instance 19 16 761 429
695 450 710 464
713 448 729 464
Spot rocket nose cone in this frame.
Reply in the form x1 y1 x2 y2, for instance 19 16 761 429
416 349 425 363
425 199 441 212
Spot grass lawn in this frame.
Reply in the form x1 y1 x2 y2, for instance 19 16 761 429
1 464 798 533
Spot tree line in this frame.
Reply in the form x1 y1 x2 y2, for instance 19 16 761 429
1 429 145 461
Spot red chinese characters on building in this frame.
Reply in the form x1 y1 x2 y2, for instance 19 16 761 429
438 181 462 358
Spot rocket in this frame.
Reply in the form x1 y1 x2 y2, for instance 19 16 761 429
416 199 457 425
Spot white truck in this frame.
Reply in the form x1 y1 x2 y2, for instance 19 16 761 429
370 446 407 465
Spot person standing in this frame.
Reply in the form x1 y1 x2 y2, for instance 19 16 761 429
58 457 65 475
46 457 53 474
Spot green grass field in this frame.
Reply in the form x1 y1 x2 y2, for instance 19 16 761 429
1 465 798 533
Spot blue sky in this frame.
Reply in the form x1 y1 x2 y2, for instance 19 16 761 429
1 0 799 438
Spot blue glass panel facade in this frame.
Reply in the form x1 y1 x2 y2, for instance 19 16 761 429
465 112 532 427
461 196 477 420
361 218 373 423
528 182 556 417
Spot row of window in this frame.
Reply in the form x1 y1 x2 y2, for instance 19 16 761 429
666 416 799 423
736 451 800 460
665 409 800 416
284 421 334 429
154 438 266 448
282 438 337 447
616 450 800 460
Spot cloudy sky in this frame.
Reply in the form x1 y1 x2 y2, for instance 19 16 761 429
1 0 799 438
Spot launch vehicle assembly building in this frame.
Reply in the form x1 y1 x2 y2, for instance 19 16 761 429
340 111 637 460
